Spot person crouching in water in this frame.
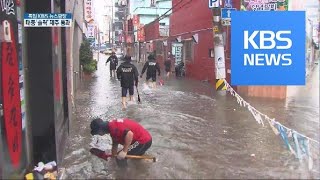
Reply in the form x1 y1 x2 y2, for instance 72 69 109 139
140 54 160 88
90 118 152 166
116 56 139 109
106 51 118 77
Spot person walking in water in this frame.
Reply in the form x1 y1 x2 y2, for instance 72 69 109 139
116 56 139 109
106 51 118 77
164 51 172 79
140 54 161 88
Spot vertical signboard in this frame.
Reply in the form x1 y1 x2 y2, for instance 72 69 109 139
1 20 22 168
86 24 95 39
133 15 139 27
172 43 183 66
84 0 93 22
137 24 145 42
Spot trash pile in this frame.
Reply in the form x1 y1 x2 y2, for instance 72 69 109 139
25 161 57 180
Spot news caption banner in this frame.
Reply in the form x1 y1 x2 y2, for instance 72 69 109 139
23 13 72 27
231 11 306 86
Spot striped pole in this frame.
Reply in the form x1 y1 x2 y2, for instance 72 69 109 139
216 79 227 90
212 4 227 91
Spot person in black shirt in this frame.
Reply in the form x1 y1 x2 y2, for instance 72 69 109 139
106 51 118 77
140 54 160 88
164 51 172 79
116 56 139 109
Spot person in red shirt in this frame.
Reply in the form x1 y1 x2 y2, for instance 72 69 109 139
90 118 152 161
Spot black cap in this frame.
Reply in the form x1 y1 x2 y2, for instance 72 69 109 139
90 118 108 135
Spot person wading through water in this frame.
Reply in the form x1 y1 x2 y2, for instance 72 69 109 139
106 51 119 77
164 51 172 79
116 56 139 109
90 118 152 166
140 54 161 88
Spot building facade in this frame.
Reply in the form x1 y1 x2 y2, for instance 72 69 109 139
128 0 171 61
0 0 85 178
289 0 319 75
115 0 129 53
168 0 311 99
168 0 240 85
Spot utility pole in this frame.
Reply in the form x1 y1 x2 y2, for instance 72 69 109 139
109 19 111 44
111 0 114 48
123 3 128 55
97 26 100 62
211 2 227 92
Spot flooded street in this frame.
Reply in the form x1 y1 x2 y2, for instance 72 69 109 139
60 54 319 179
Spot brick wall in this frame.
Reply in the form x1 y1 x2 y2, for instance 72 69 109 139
144 21 160 42
169 0 241 85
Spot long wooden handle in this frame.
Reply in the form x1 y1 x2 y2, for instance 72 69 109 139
123 155 156 162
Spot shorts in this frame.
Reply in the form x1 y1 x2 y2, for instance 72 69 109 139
146 74 156 82
115 139 152 167
121 86 134 97
127 139 152 156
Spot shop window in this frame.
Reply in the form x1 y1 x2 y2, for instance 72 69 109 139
156 40 163 55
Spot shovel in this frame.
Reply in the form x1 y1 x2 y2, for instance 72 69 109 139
136 85 141 103
90 148 156 162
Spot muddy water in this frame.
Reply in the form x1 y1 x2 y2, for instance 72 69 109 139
60 54 319 179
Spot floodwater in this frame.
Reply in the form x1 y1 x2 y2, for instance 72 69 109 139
59 54 319 179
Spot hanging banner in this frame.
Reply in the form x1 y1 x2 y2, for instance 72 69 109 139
241 0 289 11
1 21 22 168
86 24 95 39
84 0 93 22
133 15 139 27
137 24 145 42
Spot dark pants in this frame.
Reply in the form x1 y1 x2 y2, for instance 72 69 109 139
175 66 180 77
165 67 171 73
121 86 134 97
128 139 152 155
116 139 152 167
146 74 157 82
110 68 116 77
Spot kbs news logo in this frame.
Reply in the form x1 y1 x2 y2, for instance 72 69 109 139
231 11 306 86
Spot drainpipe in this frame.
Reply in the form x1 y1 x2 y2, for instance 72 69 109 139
69 0 78 107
